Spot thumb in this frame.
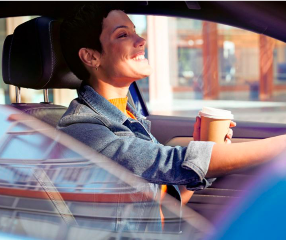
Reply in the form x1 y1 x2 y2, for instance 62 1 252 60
193 117 201 141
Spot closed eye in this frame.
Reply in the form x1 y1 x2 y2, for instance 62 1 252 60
118 33 128 38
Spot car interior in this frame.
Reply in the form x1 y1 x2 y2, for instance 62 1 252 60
0 17 261 228
2 1 286 235
2 17 81 127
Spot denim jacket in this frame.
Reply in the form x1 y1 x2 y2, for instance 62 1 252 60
57 84 215 233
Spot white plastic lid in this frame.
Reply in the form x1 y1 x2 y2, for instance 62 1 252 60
198 107 234 120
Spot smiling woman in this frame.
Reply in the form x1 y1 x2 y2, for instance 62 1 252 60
80 9 152 99
59 2 218 232
57 2 286 235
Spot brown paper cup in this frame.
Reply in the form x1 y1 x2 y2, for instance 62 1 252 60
200 116 231 143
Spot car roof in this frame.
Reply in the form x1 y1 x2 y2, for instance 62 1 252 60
1 1 286 42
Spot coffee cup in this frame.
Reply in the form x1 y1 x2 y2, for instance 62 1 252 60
198 107 234 143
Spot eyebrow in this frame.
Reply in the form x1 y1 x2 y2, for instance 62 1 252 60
112 25 136 33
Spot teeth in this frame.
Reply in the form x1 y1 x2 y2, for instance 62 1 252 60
133 55 145 60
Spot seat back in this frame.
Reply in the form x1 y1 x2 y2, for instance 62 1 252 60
2 17 82 127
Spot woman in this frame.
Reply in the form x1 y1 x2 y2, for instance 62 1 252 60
58 3 286 232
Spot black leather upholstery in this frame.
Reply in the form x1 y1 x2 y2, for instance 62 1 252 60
2 34 13 84
1 17 80 127
2 17 81 89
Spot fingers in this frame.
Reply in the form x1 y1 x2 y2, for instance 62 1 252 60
230 121 236 128
195 116 201 126
193 117 201 141
226 128 233 139
225 128 233 144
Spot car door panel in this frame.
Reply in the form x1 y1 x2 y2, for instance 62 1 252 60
147 115 286 144
146 114 286 224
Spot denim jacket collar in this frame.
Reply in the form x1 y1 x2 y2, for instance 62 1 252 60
77 84 150 130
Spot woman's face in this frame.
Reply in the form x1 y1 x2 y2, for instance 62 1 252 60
98 10 152 84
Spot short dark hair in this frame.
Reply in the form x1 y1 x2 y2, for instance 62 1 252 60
60 3 122 81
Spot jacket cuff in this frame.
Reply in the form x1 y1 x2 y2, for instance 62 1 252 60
181 141 216 190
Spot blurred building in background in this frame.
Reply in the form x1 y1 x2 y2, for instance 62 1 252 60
1 15 286 123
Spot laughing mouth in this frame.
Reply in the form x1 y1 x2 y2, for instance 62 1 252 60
132 55 146 61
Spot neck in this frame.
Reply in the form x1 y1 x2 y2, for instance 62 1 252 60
89 77 131 100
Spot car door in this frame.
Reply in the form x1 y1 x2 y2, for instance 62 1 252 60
130 80 286 224
129 13 286 224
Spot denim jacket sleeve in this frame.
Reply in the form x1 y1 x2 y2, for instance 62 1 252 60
58 121 215 189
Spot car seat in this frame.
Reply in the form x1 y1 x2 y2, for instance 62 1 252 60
2 17 82 127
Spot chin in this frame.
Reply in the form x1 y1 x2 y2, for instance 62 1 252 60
139 67 153 78
141 73 151 78
135 73 151 80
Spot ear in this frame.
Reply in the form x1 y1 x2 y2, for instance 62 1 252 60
78 48 100 68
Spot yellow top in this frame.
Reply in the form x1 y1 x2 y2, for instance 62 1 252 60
108 97 136 119
108 96 167 228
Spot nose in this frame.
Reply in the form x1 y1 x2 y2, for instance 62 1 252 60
134 35 146 48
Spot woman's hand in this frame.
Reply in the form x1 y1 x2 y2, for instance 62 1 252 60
193 116 236 143
225 121 236 144
193 117 201 141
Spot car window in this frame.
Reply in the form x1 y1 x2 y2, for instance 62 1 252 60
0 105 213 239
131 15 286 124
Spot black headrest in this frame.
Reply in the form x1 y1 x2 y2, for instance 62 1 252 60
2 17 82 89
